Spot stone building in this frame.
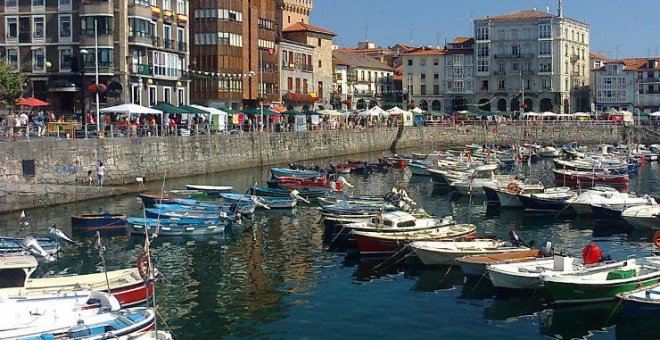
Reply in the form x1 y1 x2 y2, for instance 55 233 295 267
593 58 660 114
275 0 312 28
0 0 190 115
279 39 316 110
189 0 278 110
473 7 590 114
332 51 394 110
401 47 447 112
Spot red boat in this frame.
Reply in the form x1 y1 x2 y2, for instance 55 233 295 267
269 175 329 188
352 224 477 256
380 156 407 168
553 169 629 190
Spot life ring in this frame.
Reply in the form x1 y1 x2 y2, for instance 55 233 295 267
492 127 498 134
137 251 151 281
653 231 660 249
507 182 520 194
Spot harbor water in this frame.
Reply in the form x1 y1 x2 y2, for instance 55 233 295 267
1 155 658 339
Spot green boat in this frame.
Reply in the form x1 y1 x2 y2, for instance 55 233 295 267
542 256 660 304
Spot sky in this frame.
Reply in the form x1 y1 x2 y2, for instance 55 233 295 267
310 0 660 58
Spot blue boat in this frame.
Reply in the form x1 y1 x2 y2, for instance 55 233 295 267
249 185 329 199
271 167 322 179
618 283 660 318
71 213 127 230
220 193 297 209
0 236 59 260
127 217 229 236
155 202 255 216
518 194 574 213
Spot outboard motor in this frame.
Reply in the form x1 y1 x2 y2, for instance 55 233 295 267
508 229 522 247
49 226 75 244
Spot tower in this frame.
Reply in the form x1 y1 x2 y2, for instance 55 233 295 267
277 0 313 29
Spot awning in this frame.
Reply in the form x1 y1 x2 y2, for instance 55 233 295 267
48 79 79 93
17 97 50 107
100 103 163 115
283 109 303 115
151 102 187 114
178 105 208 114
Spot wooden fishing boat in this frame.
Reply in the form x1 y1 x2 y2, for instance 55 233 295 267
617 282 660 318
487 255 590 290
0 235 59 260
0 255 155 307
71 213 127 230
329 162 354 174
138 193 182 208
553 169 629 190
456 249 551 278
219 193 297 209
352 224 476 256
271 167 322 179
542 256 660 304
267 175 328 188
249 185 329 198
621 205 660 229
407 162 431 176
380 156 406 168
184 185 234 198
127 217 228 236
410 239 531 266
517 188 577 213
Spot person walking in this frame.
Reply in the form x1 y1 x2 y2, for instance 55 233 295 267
97 162 106 188
36 112 45 137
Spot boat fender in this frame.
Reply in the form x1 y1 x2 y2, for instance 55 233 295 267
543 241 554 256
137 251 151 281
582 243 603 265
507 182 520 195
653 231 660 249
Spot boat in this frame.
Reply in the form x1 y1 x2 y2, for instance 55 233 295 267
184 185 234 198
621 204 660 229
517 187 576 213
248 185 329 199
271 167 322 179
351 224 476 256
0 255 155 308
267 175 329 189
493 180 546 208
127 217 228 236
456 248 552 278
219 193 297 209
539 146 561 158
138 193 182 208
0 290 155 339
553 169 629 190
0 236 60 260
617 282 660 318
450 164 517 196
71 213 127 230
329 162 352 174
569 186 650 215
487 255 585 290
410 239 532 266
407 162 431 176
380 156 406 168
542 256 660 304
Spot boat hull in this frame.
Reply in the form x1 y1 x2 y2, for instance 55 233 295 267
128 223 226 236
545 278 660 304
408 163 430 176
482 186 501 206
488 268 546 290
495 190 523 208
71 214 127 230
518 195 572 213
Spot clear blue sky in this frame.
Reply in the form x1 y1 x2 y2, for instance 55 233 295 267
310 0 660 58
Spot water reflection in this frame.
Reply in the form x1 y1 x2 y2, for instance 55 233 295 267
539 302 620 339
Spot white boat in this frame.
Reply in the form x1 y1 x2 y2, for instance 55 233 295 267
494 180 545 208
487 255 583 290
456 248 550 277
450 164 517 196
408 162 430 176
621 204 660 229
342 211 455 234
569 186 651 215
184 184 234 192
410 239 531 266
538 146 561 158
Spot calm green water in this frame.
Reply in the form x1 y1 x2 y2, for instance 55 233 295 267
1 156 658 339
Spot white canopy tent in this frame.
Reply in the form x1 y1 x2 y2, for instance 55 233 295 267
650 111 660 117
190 104 227 131
367 105 387 117
99 103 163 116
319 109 346 117
386 106 413 126
411 107 424 114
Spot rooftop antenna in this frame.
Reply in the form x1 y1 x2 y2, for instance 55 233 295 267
409 24 413 45
558 0 563 17
365 22 368 41
436 32 440 49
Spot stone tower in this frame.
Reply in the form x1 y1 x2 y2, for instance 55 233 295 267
277 0 313 29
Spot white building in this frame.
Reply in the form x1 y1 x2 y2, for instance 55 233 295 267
473 8 590 114
593 58 660 113
280 39 317 110
401 47 446 111
332 51 394 110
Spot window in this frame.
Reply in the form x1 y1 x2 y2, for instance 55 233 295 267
539 24 551 38
433 59 439 66
6 0 18 9
177 88 185 105
476 26 489 40
477 59 489 73
476 44 489 57
420 58 426 67
82 17 113 36
407 59 413 66
511 44 520 56
498 79 505 90
454 81 464 93
318 60 322 68
420 85 426 95
131 84 141 105
512 63 518 71
59 15 72 41
6 49 19 72
32 48 46 72
59 0 71 8
434 73 439 79
317 38 322 47
148 86 157 106
539 41 551 56
163 0 171 10
164 87 172 104
433 84 440 95
542 79 551 90
129 18 155 39
481 80 488 91
176 0 186 14
287 77 293 91
420 73 426 80
59 48 73 71
83 49 114 68
511 29 518 40
32 0 45 9
5 17 18 41
33 16 45 40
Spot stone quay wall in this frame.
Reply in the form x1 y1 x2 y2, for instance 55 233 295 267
0 125 626 187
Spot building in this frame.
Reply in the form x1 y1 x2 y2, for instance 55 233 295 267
275 0 312 29
279 39 316 110
0 0 190 115
473 7 590 114
401 47 447 112
189 0 279 110
444 38 475 111
281 22 335 109
593 58 660 113
335 41 416 68
332 51 394 110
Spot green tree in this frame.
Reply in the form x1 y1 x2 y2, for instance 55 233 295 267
0 60 23 110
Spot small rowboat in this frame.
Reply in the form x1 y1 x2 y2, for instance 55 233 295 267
456 249 550 278
71 213 127 230
220 193 297 209
352 224 476 256
553 169 629 190
138 193 182 208
249 185 329 199
410 239 532 266
271 167 322 179
184 185 234 198
618 282 660 318
127 217 228 236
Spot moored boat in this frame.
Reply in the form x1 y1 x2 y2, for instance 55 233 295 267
617 282 660 318
220 193 297 209
410 239 531 266
352 224 477 256
127 217 228 236
456 248 551 278
553 169 629 190
621 204 660 229
271 167 322 179
71 213 127 230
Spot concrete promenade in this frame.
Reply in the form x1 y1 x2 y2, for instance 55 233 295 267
0 123 652 213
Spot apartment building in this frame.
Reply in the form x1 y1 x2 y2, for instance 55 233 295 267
279 38 316 110
401 47 446 112
473 8 590 114
593 58 660 113
332 51 394 110
0 0 190 114
189 0 278 109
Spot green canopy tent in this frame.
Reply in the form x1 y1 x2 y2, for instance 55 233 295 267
178 104 208 115
151 102 187 114
240 108 278 116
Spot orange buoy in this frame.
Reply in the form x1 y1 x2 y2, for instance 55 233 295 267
653 231 660 249
507 182 520 194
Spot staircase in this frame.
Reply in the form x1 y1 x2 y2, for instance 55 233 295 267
390 124 405 152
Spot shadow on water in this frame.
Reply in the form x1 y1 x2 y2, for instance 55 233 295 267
539 302 621 339
615 316 660 340
409 265 466 292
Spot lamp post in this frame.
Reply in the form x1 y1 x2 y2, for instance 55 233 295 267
93 18 100 134
80 49 89 136
260 49 264 132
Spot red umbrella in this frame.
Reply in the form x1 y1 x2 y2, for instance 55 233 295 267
16 97 50 107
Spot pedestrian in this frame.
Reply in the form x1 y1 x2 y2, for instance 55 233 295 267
97 162 106 187
87 170 93 187
36 112 45 137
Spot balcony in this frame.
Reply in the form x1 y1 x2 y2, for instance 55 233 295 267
84 61 114 74
493 70 506 75
130 64 151 75
163 39 175 50
521 69 535 75
128 2 152 18
178 41 187 52
176 14 188 25
346 75 357 82
493 53 534 59
302 64 313 73
163 10 175 24
281 61 294 71
80 0 114 16
128 32 154 46
80 33 113 47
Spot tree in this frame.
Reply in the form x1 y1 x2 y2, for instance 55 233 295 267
0 60 24 110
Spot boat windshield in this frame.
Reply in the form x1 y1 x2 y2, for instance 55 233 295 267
0 268 27 288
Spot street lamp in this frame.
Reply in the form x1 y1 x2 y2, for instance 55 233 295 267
93 18 100 134
80 49 89 136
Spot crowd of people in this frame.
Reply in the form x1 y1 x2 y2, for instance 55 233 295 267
1 110 62 140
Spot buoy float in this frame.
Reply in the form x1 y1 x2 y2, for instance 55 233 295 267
653 231 660 249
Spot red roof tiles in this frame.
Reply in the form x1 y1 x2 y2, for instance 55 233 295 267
477 9 555 22
282 22 337 36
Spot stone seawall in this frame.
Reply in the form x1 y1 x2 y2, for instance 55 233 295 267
0 125 626 186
